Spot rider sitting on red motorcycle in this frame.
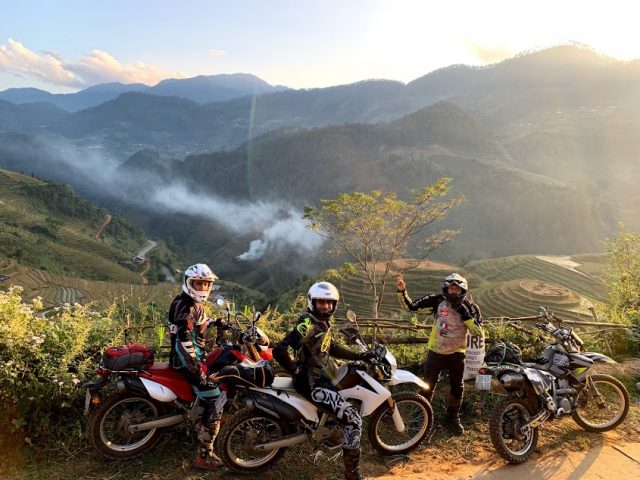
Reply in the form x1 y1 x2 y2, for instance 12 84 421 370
273 282 374 480
168 263 224 470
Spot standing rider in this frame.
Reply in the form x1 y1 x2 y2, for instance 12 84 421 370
396 273 483 435
273 282 374 480
168 263 224 470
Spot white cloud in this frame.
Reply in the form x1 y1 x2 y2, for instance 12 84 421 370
0 38 77 86
67 49 186 86
0 38 184 89
209 49 226 57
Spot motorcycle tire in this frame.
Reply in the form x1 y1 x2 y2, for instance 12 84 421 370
489 395 539 464
215 407 287 473
88 393 168 459
368 391 433 455
572 374 630 432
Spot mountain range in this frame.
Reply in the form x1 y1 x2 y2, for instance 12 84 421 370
0 73 287 112
0 44 637 295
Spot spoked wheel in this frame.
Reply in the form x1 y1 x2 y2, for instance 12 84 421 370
216 408 286 473
88 394 166 459
489 396 539 464
368 392 433 455
572 374 630 432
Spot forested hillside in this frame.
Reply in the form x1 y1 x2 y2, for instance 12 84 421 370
0 169 147 282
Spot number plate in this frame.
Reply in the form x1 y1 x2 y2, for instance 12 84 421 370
475 374 493 391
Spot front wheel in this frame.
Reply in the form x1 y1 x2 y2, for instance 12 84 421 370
489 395 539 464
368 392 433 455
572 374 629 432
215 408 287 473
88 393 168 459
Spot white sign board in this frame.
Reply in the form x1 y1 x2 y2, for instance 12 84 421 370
463 331 485 380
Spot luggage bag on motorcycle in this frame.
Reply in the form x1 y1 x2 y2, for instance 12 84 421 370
216 360 275 388
102 344 155 371
484 340 522 365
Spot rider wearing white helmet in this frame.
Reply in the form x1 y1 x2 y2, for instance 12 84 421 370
273 281 373 480
396 272 483 435
169 263 224 470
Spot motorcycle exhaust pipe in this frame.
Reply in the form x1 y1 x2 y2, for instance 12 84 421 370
500 374 525 388
127 414 184 433
254 433 307 451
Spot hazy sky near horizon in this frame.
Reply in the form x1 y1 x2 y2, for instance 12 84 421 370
1 0 639 93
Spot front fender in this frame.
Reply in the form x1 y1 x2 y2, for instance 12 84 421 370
389 369 429 391
583 352 617 364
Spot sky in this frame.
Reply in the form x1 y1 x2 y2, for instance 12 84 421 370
1 0 640 93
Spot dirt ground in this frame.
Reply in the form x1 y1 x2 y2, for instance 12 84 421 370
366 431 640 480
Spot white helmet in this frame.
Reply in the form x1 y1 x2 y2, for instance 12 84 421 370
442 272 468 305
307 281 340 319
182 263 218 303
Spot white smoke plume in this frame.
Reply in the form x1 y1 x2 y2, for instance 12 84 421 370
237 210 325 261
10 137 325 261
149 184 324 260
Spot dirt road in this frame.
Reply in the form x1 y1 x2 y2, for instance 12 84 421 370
369 433 640 480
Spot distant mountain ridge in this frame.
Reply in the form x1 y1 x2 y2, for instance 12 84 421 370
0 73 288 112
1 44 638 159
0 44 638 294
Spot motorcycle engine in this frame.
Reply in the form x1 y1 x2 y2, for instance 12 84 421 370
554 378 576 416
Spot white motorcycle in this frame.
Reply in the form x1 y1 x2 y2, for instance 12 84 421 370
214 311 433 473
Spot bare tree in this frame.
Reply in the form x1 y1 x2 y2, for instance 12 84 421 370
304 178 462 317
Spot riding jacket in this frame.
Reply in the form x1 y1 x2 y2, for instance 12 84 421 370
168 292 208 378
398 291 483 355
273 311 362 387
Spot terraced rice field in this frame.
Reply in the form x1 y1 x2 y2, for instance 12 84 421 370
336 255 606 322
8 265 176 308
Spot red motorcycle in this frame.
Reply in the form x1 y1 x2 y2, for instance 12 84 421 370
84 301 273 459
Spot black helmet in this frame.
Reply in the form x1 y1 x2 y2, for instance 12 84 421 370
442 273 468 305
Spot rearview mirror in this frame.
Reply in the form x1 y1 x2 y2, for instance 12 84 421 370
339 327 360 343
216 297 225 307
345 310 357 323
253 311 262 322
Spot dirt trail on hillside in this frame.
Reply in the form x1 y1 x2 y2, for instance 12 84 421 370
95 213 112 240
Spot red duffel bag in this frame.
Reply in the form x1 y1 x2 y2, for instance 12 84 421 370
102 344 155 371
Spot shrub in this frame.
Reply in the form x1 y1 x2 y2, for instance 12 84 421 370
0 287 167 448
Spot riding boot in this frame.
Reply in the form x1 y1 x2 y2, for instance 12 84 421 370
343 448 362 480
445 395 464 435
194 422 223 470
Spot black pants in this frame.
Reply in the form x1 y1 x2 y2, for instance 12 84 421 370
423 350 466 403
